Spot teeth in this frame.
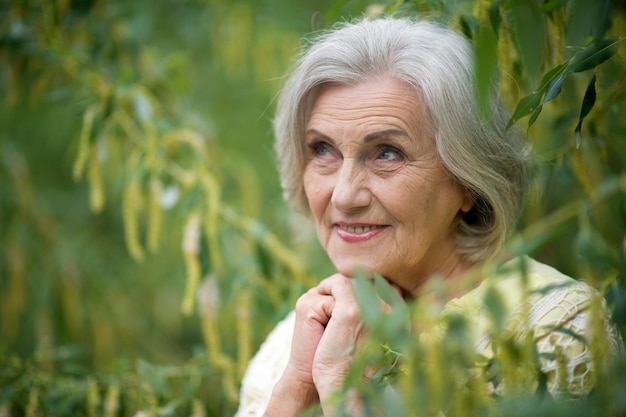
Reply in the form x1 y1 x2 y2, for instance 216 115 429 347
342 225 377 233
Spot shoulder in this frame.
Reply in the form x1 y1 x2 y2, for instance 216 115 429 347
235 310 295 417
488 256 602 337
495 257 622 396
479 256 591 313
515 257 593 324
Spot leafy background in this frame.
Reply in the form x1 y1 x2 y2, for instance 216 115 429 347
0 0 625 416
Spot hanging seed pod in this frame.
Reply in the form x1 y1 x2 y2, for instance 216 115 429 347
73 105 97 181
201 173 222 272
236 289 251 379
104 382 120 417
88 140 105 213
181 212 202 316
190 399 206 417
25 387 39 417
147 177 162 253
198 275 221 357
122 177 145 261
87 377 100 417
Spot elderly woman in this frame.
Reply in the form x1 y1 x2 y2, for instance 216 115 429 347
235 17 621 416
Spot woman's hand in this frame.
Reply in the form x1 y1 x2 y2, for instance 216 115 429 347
264 274 363 415
311 274 366 409
265 273 395 416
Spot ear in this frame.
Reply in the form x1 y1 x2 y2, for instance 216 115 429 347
460 189 475 213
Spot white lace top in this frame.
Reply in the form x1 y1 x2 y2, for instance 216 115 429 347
235 257 622 416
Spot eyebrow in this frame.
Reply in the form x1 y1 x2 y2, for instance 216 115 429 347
304 129 334 144
363 129 409 143
304 128 409 143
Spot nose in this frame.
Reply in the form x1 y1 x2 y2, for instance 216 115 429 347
330 158 372 212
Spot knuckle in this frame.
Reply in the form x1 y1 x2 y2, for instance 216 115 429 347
294 290 314 312
338 303 361 323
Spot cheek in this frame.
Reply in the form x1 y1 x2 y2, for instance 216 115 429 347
303 171 328 217
380 174 463 227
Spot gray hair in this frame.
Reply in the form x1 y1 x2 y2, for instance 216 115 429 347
273 17 528 263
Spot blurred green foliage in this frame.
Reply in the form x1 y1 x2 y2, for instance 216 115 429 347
0 0 625 416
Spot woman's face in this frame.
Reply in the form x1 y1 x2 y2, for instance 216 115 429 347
303 77 473 293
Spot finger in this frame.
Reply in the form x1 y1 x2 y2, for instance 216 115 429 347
295 289 335 327
316 274 354 299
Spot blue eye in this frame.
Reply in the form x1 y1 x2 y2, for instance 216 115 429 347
317 145 329 156
308 141 330 157
379 147 402 160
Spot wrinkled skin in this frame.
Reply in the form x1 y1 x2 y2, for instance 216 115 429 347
264 77 473 416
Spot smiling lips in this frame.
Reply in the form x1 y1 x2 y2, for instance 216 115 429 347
335 223 388 243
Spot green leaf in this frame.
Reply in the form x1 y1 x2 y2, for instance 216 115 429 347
354 273 383 327
541 63 569 105
528 105 543 128
508 90 542 128
508 63 567 128
488 0 501 34
510 0 545 82
509 37 617 129
542 40 616 106
538 63 569 90
483 287 506 332
567 0 613 45
474 24 498 119
373 273 404 309
574 72 597 148
542 71 566 104
540 0 564 13
569 38 620 73
459 13 479 39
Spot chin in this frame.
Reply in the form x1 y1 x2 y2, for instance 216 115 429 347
333 258 378 279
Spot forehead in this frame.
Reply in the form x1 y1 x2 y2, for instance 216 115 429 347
307 77 432 136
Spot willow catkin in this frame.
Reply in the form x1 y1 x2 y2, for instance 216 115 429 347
498 13 519 110
73 105 97 181
236 289 251 379
589 293 609 388
25 386 39 417
181 212 202 316
190 399 206 417
201 173 222 272
219 356 240 403
122 177 145 261
546 7 565 69
197 277 239 401
147 177 162 253
197 275 221 358
114 109 144 146
87 377 100 417
426 334 444 414
472 0 491 24
104 383 120 417
88 141 105 213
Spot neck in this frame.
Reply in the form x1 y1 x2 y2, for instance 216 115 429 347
409 256 480 302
